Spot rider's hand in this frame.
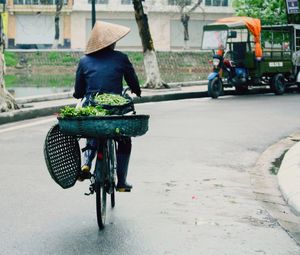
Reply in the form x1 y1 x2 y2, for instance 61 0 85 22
135 89 141 97
73 91 83 99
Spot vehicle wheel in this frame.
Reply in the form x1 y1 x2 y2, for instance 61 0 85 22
208 77 222 99
96 181 107 230
271 74 286 95
107 140 116 208
235 85 248 95
111 190 115 208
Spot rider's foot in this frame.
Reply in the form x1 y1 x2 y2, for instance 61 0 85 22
116 182 132 192
78 165 91 182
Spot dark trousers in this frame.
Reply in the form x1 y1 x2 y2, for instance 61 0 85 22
83 137 132 167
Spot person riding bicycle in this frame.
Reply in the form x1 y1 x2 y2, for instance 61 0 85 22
73 21 141 191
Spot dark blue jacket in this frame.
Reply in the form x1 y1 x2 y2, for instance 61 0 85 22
73 49 141 99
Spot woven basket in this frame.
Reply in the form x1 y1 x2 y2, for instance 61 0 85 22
57 114 149 138
44 124 81 189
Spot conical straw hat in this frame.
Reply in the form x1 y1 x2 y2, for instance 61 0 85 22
85 21 131 55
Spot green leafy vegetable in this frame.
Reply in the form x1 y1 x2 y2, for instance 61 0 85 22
94 93 129 106
59 105 108 118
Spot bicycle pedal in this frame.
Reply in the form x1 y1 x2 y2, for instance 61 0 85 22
84 184 95 196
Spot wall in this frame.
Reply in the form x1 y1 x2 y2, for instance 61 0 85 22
6 0 234 50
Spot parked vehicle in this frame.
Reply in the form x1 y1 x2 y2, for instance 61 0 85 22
202 16 300 98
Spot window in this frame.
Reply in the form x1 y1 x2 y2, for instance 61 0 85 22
121 0 131 4
202 30 227 50
205 0 228 6
14 0 67 5
168 0 192 5
296 30 300 51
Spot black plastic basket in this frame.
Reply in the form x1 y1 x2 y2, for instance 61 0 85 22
44 124 81 189
57 114 150 138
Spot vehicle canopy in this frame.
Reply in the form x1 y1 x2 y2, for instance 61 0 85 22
202 16 263 60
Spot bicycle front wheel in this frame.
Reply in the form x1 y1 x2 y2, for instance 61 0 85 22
111 190 115 208
94 143 108 230
107 139 117 208
95 181 107 230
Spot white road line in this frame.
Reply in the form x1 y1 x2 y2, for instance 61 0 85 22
0 117 56 134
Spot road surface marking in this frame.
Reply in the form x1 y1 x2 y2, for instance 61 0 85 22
0 117 56 134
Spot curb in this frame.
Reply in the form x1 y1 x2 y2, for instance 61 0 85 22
0 103 75 125
16 92 74 104
278 140 300 216
0 86 276 126
0 91 208 125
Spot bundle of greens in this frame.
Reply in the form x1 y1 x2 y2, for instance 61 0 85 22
94 93 130 106
59 106 108 118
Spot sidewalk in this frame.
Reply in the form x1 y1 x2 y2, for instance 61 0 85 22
278 134 300 216
0 84 208 125
1 83 300 218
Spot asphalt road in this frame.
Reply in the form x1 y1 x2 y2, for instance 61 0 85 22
1 93 300 255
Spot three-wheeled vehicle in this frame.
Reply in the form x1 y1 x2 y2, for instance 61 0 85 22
202 16 300 98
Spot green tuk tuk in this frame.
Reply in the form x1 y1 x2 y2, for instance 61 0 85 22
202 16 300 98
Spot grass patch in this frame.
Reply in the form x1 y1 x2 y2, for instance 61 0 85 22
4 73 74 88
48 52 60 62
62 54 77 64
4 74 18 87
127 52 144 65
5 51 212 87
4 52 18 67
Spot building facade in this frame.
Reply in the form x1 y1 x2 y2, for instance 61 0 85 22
5 0 234 51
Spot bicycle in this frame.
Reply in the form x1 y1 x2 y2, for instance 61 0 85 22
83 137 117 229
44 90 149 230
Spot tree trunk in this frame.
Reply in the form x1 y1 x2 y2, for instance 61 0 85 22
52 0 63 49
181 13 190 49
181 13 190 41
143 49 166 89
132 0 168 89
178 0 203 49
0 53 18 112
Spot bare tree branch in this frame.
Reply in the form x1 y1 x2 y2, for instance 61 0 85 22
175 0 203 45
187 0 203 14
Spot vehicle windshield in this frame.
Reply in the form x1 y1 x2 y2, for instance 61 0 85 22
202 30 228 50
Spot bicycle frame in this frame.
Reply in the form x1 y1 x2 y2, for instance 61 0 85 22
84 89 135 229
87 138 117 230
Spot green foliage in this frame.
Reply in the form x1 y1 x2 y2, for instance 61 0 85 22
62 54 77 64
232 0 288 25
4 74 18 87
48 52 60 62
4 52 18 67
59 105 108 117
126 52 144 65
